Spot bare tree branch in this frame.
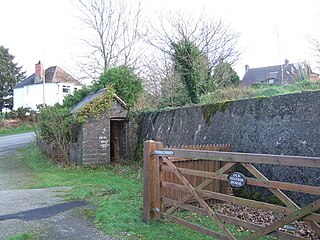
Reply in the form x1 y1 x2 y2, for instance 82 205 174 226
76 0 145 80
142 10 241 104
310 38 320 68
147 11 241 68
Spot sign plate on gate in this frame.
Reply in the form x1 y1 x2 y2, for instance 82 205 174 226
154 150 174 155
227 172 247 188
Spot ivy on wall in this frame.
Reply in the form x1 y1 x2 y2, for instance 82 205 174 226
73 86 115 123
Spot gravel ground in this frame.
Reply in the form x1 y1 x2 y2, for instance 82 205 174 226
0 146 114 240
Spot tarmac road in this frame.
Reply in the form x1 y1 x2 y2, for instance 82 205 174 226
0 133 113 240
0 132 35 153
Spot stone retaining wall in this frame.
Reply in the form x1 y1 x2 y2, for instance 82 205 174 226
139 91 320 206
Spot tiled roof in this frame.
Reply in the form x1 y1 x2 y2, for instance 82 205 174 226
241 63 297 86
70 88 128 114
14 66 82 89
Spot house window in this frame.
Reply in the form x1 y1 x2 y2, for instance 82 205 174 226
62 85 71 93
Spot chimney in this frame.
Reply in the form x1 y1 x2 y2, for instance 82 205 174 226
284 59 289 66
245 64 249 72
34 60 45 83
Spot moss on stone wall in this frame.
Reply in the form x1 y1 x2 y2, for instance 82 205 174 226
201 101 231 126
128 109 155 161
256 96 270 102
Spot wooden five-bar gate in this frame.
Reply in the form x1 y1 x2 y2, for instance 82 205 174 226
143 140 320 240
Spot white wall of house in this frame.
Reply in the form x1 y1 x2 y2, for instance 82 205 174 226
13 83 81 110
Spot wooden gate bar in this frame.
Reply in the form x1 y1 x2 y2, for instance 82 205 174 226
165 178 213 215
164 158 237 240
162 166 320 195
242 163 299 208
164 162 235 215
243 163 320 236
162 181 320 222
162 148 320 168
164 214 229 240
162 145 232 201
245 198 320 240
163 197 305 240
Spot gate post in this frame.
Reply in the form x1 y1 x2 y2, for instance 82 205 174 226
143 140 163 222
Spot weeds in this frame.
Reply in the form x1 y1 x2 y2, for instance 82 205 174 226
200 80 320 105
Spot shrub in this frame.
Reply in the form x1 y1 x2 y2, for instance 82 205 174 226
95 66 143 106
37 104 77 165
63 86 92 109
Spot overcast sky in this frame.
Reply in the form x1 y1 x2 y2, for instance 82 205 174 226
1 0 320 80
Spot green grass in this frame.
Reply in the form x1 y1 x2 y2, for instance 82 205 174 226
5 233 35 240
200 80 320 105
0 123 34 136
19 145 275 240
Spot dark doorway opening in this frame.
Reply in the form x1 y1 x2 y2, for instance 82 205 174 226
110 118 127 162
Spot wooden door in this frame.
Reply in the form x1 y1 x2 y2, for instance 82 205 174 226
110 119 127 162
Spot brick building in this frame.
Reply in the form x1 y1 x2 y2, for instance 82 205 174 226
70 89 130 165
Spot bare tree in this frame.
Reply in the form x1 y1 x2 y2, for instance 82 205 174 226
310 38 320 67
76 0 145 79
141 51 192 107
142 11 241 105
293 61 312 81
148 11 241 69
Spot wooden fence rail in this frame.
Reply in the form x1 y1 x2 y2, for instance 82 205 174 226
143 140 320 240
163 144 231 201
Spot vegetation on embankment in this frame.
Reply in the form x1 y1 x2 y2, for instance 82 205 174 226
0 119 33 136
200 80 320 105
19 144 276 240
0 107 36 136
5 233 35 240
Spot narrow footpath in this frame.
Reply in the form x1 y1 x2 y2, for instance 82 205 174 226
0 133 112 240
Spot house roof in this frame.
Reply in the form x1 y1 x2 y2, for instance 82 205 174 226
14 66 82 89
241 63 298 86
70 88 128 114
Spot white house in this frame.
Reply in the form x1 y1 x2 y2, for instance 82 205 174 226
13 61 83 110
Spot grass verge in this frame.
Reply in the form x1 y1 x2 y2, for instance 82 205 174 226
0 123 34 136
19 144 274 240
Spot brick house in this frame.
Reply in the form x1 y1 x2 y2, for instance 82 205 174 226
70 89 131 165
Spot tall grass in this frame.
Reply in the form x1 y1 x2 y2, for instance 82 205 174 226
200 80 320 104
